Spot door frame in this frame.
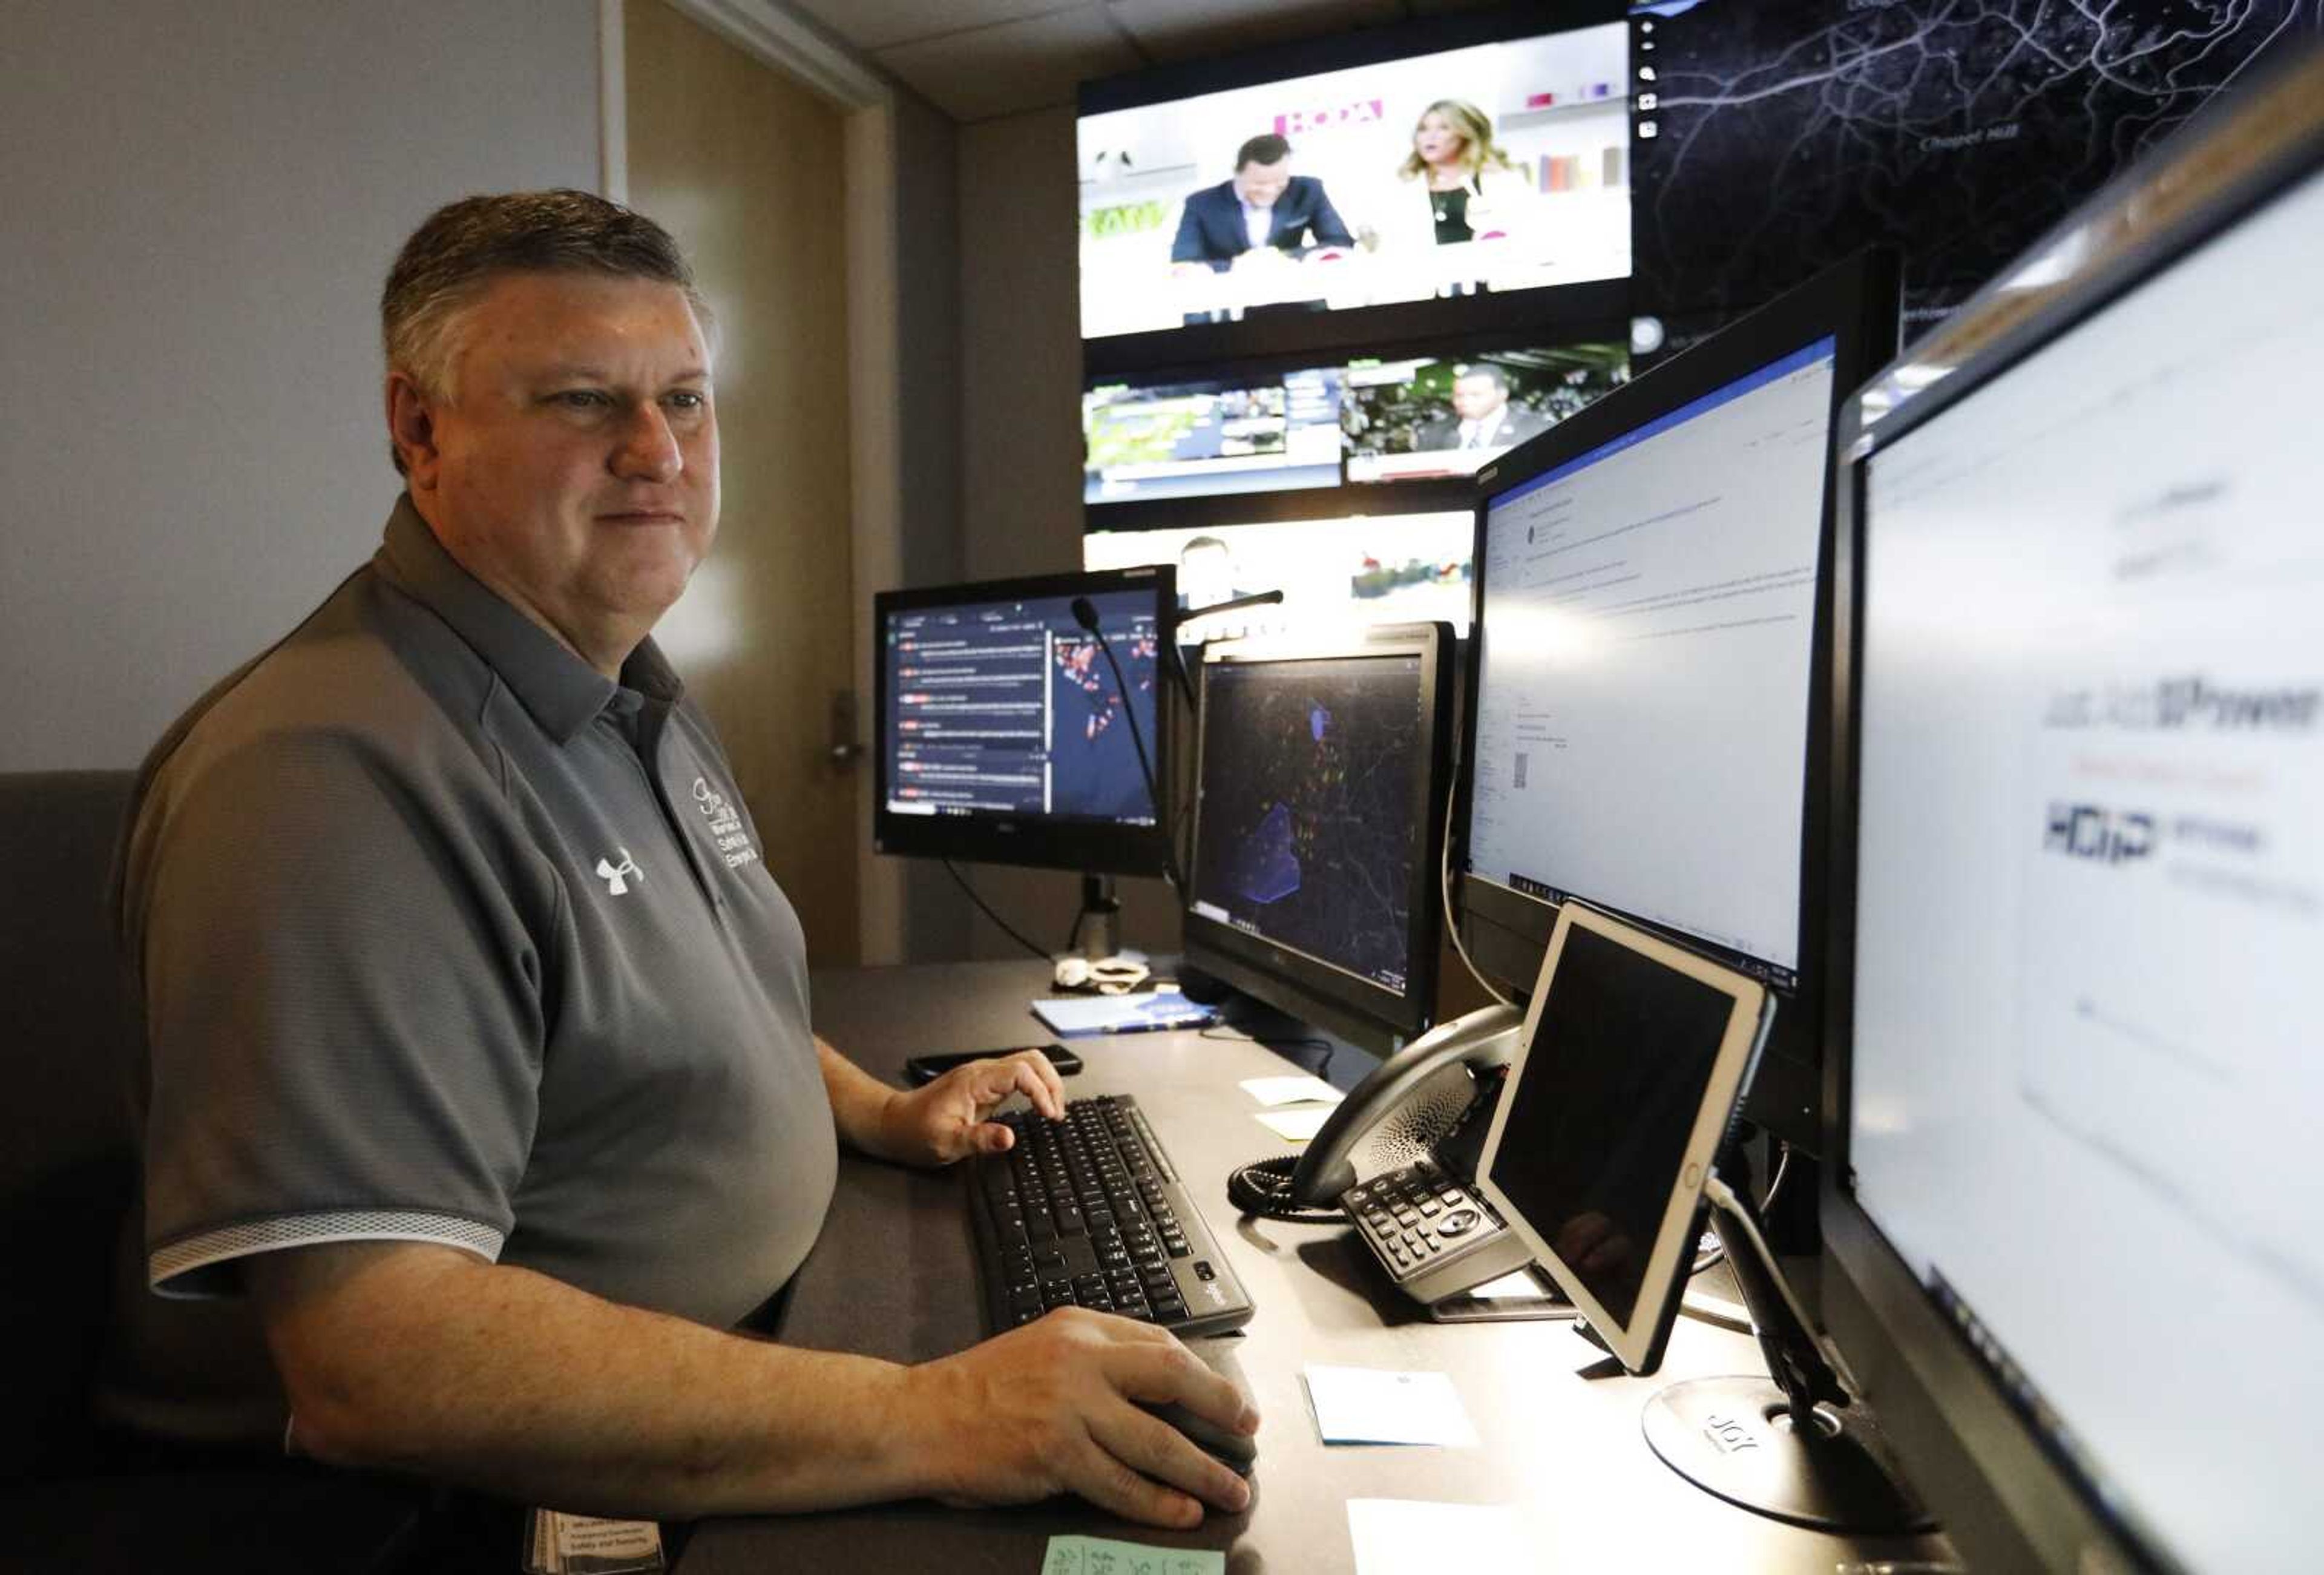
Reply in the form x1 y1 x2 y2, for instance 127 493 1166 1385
601 0 911 965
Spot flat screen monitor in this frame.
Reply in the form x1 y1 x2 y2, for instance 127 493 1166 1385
1084 512 1475 641
1475 902 1770 1375
1080 339 1630 528
1184 622 1456 1053
1078 7 1632 355
1455 249 1898 1147
1626 1 2313 337
873 567 1175 877
1084 365 1345 507
1822 53 2324 1575
1343 343 1630 485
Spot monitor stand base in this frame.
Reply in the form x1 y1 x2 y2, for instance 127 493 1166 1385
1643 1375 1933 1533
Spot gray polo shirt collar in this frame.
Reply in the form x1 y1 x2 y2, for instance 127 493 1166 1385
377 497 681 743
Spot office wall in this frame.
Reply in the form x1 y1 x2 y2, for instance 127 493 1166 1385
890 89 977 963
956 107 1183 961
1 3 600 772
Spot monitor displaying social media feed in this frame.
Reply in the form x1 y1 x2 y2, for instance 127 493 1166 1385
873 567 1175 878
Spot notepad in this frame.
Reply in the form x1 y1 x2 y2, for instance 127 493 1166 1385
1254 1105 1335 1142
1347 1500 1526 1575
1239 1074 1343 1107
1042 1535 1224 1575
1302 1364 1480 1447
1031 990 1218 1036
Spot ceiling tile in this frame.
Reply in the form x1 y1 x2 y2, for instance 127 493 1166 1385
875 5 1141 122
1105 0 1405 67
785 0 1072 54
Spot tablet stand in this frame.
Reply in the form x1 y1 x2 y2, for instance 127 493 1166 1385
1640 1172 1934 1533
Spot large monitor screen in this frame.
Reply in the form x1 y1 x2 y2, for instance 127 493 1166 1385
1627 0 2315 334
1078 21 1630 341
1084 366 1344 505
873 570 1173 876
1085 512 1475 639
1344 344 1629 483
1846 165 2324 1574
1466 337 1837 984
1189 649 1434 996
1183 624 1454 1050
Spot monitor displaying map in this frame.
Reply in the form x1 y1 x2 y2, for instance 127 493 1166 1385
1626 0 2316 334
1189 649 1434 993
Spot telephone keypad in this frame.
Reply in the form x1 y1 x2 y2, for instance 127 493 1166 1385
1347 1155 1530 1303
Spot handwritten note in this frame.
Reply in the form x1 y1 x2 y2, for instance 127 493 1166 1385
1042 1535 1225 1575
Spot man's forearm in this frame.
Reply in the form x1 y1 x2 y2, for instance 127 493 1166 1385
816 1034 909 1160
253 1243 956 1519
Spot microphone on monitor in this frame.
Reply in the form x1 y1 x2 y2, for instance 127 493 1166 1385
1072 599 1183 890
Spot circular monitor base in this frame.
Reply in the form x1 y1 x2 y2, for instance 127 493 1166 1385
1642 1376 1935 1533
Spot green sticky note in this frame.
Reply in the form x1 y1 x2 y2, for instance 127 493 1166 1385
1042 1534 1226 1575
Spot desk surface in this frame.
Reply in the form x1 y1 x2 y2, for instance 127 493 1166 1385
677 961 1955 1573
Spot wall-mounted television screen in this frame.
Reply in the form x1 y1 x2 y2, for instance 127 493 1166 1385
1626 0 2317 335
1078 18 1631 344
1083 366 1344 505
1084 511 1476 639
1344 343 1629 483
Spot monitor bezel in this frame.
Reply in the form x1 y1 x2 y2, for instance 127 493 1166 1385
1449 249 1899 1152
1818 48 2324 1575
1181 620 1456 1053
872 565 1177 878
1473 901 1771 1376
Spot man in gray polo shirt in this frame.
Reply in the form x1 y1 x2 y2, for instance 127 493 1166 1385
118 190 1255 1534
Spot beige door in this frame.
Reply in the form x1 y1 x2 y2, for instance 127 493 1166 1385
626 0 861 965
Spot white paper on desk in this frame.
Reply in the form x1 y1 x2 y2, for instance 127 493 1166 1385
1239 1074 1343 1108
1254 1105 1335 1142
1302 1364 1480 1447
1347 1500 1525 1575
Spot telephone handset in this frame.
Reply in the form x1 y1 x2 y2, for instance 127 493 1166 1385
1230 1002 1539 1303
1287 1002 1523 1205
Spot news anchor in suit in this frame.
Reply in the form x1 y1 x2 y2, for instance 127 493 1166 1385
1413 364 1549 452
1170 133 1354 272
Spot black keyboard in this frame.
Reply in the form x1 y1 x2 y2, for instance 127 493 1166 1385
967 1094 1255 1338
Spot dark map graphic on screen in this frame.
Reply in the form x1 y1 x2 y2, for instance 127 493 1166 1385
1629 1 2319 332
1195 657 1424 990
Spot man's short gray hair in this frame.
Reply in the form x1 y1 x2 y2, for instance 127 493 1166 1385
381 189 712 473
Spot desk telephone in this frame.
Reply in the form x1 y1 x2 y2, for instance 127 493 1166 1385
1230 1002 1537 1304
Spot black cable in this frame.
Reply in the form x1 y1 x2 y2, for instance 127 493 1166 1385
940 858 1050 961
1071 597 1185 890
1226 1156 1344 1224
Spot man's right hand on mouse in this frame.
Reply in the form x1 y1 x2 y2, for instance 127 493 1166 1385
904 1309 1258 1527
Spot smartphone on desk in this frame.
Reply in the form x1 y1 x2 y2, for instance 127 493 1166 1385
902 1043 1084 1086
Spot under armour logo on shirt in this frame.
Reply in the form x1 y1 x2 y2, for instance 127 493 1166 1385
594 849 642 896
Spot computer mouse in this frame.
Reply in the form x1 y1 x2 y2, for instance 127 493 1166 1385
1138 1395 1258 1476
1137 1338 1259 1476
